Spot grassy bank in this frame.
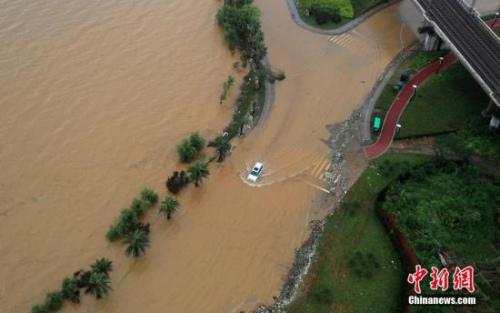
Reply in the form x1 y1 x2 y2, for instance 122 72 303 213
287 153 431 313
296 0 388 30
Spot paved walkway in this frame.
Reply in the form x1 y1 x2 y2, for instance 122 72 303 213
364 19 499 159
364 53 457 159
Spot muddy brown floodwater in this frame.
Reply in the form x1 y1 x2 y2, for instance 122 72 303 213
0 0 416 312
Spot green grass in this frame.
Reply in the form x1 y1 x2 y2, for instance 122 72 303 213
397 64 488 138
296 0 386 30
287 153 431 313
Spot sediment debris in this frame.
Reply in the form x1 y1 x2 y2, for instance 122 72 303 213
324 108 362 198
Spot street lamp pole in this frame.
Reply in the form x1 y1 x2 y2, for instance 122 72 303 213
437 56 444 74
411 84 418 101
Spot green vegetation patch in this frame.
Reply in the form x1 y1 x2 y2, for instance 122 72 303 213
225 68 266 139
380 159 500 312
298 0 354 18
398 64 488 138
296 0 387 29
106 188 157 242
287 153 431 313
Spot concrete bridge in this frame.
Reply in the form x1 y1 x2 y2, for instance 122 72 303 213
407 0 500 127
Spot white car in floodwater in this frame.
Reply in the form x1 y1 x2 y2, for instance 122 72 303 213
247 162 264 183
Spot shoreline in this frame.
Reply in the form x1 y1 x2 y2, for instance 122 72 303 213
251 107 369 313
284 0 402 35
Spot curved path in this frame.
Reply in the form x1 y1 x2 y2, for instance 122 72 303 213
364 19 499 159
364 53 457 159
285 0 401 35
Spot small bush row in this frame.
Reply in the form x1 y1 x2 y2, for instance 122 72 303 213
31 258 113 313
105 188 158 258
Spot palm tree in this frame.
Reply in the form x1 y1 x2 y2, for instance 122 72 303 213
125 229 150 257
187 161 210 187
90 258 113 276
160 196 179 220
85 272 111 299
208 136 232 162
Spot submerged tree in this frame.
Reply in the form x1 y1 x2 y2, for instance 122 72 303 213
187 161 210 187
61 277 80 304
189 132 206 154
140 188 158 205
125 229 150 258
45 291 64 311
176 133 206 163
31 304 48 313
166 170 190 194
208 136 232 162
85 272 111 299
160 196 179 220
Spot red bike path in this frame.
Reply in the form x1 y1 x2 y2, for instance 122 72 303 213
364 19 498 160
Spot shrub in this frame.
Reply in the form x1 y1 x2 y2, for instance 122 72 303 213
310 3 341 25
177 138 198 163
176 133 206 163
61 277 80 304
115 208 140 235
45 291 64 311
189 132 206 153
140 188 158 205
130 198 149 217
31 304 49 313
106 225 121 242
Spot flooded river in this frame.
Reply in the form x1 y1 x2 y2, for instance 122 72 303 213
0 0 417 312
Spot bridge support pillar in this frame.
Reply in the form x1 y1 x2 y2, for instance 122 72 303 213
422 33 444 51
482 101 500 130
489 116 500 129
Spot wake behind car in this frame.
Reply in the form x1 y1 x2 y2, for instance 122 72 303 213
247 162 264 183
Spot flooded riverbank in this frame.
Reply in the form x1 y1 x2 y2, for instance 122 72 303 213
0 0 414 312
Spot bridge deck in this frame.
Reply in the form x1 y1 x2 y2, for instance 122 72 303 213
417 0 500 105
